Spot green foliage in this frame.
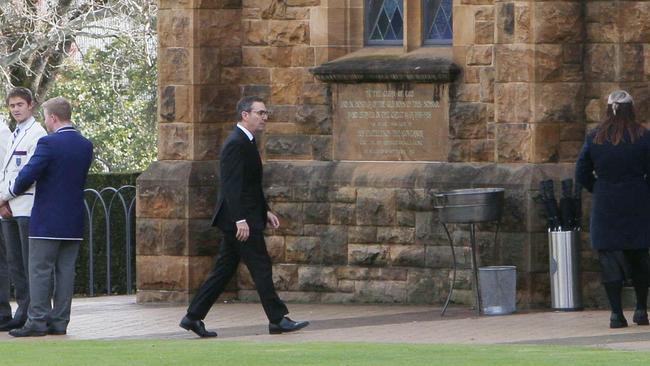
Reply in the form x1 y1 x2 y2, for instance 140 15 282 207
49 38 157 173
86 172 141 190
0 0 157 111
76 172 140 295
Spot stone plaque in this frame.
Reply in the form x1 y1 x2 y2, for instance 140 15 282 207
332 83 449 161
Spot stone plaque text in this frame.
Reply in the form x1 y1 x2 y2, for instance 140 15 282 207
333 83 449 161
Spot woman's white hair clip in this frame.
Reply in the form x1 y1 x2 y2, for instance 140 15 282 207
607 90 634 115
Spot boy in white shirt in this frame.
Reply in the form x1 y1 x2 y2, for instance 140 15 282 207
0 88 46 331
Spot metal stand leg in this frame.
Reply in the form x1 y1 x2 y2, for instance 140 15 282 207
469 223 482 316
493 220 501 264
441 222 456 317
441 220 499 317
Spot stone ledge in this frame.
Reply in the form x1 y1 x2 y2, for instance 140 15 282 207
311 54 460 83
264 161 576 190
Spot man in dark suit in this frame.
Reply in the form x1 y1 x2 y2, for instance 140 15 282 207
0 97 93 337
180 96 309 338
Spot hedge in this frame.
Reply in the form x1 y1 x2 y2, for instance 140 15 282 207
75 172 140 295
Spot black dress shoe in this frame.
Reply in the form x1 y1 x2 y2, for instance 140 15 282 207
47 327 67 335
0 319 26 332
0 316 12 330
610 312 628 329
9 326 47 337
179 316 217 338
633 309 649 325
269 317 309 334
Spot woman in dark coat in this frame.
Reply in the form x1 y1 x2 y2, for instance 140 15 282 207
576 90 650 328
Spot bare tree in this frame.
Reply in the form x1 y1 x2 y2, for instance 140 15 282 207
0 0 156 101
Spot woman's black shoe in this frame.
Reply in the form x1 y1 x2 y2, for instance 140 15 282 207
633 310 649 325
610 312 628 328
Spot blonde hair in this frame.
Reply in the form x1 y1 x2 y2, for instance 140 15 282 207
42 97 72 121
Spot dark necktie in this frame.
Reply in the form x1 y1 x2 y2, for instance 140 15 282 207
12 127 19 146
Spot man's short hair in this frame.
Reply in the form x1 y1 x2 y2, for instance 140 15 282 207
42 97 72 122
236 96 265 121
5 87 33 105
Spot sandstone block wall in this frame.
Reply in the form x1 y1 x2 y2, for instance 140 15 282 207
236 162 583 306
453 0 588 164
139 0 648 307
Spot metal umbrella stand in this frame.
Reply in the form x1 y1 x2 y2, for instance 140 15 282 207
540 179 583 311
434 188 505 316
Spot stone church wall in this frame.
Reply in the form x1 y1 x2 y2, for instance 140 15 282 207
137 0 650 308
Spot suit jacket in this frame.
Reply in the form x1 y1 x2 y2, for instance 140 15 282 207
212 126 268 232
575 129 650 250
6 126 93 240
0 117 47 216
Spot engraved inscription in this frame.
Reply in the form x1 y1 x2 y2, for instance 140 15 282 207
333 83 449 161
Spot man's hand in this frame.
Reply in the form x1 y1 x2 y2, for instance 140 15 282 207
0 201 11 219
236 220 250 242
267 211 280 229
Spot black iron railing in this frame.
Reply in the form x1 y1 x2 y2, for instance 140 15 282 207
83 185 136 296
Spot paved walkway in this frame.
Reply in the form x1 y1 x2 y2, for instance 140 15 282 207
2 295 650 351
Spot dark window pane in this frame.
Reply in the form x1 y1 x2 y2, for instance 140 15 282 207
367 0 382 20
423 0 452 44
371 27 383 40
366 0 404 43
391 10 403 36
385 26 397 40
377 12 390 36
385 0 398 17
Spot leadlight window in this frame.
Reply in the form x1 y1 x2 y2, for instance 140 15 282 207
366 0 404 45
423 0 453 44
365 0 452 46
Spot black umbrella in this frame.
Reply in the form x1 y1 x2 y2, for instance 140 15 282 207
540 179 561 231
574 182 583 231
560 179 576 231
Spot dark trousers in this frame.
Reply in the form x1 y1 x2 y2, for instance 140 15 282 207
186 231 288 323
1 218 30 322
0 226 9 318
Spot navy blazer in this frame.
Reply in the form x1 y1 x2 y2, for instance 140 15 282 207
212 126 268 232
575 129 650 250
9 126 93 240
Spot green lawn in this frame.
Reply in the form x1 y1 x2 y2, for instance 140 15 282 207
1 341 649 365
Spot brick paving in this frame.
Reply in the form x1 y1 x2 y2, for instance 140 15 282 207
1 295 650 351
